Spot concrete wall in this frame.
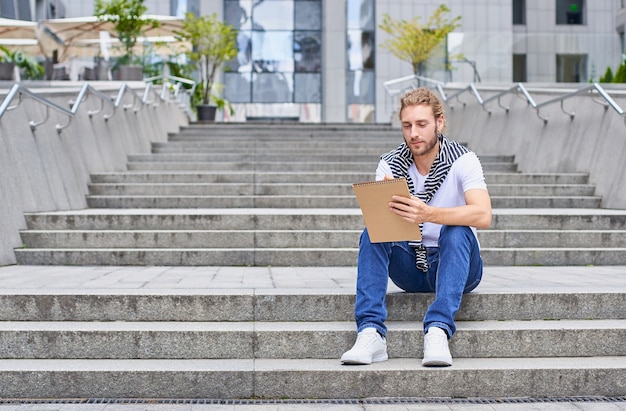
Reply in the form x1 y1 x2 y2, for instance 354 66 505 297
0 82 188 266
443 83 626 210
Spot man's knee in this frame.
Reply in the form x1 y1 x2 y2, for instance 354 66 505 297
439 225 474 246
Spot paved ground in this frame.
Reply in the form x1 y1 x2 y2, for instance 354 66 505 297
0 265 625 293
0 264 624 411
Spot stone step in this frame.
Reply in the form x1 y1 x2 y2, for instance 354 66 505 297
86 183 596 197
151 141 401 152
19 230 626 249
84 195 600 209
0 279 622 322
13 247 626 266
175 122 398 132
0 357 621 399
488 196 602 208
125 161 519 172
0 320 622 360
89 171 591 185
23 209 626 230
128 153 385 163
19 230 362 248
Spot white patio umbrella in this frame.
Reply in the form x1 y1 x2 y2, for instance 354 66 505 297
36 15 185 62
0 17 38 39
0 18 45 56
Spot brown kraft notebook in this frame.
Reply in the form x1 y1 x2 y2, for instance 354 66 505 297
352 178 422 243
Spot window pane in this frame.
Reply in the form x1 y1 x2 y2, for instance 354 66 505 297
295 73 321 103
0 0 16 19
223 0 322 107
348 30 375 71
17 0 31 20
556 54 587 82
224 72 252 103
556 0 584 25
253 0 294 30
295 31 321 72
295 1 321 30
252 31 294 72
225 0 253 29
512 0 525 25
252 72 294 103
225 30 252 72
347 0 374 30
347 70 374 104
513 54 527 82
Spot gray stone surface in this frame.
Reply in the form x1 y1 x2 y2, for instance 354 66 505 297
0 83 188 266
0 264 623 401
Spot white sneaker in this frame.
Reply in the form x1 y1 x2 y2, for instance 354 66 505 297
422 327 452 367
341 328 388 365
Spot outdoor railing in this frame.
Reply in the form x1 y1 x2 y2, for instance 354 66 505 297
383 74 626 125
0 81 171 132
144 74 196 116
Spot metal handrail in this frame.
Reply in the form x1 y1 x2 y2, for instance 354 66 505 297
383 74 444 98
443 82 625 124
144 74 197 93
144 74 196 116
383 75 626 125
0 82 165 132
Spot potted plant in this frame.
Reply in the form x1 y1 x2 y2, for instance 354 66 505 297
94 0 159 80
0 46 44 80
0 47 17 80
177 12 237 121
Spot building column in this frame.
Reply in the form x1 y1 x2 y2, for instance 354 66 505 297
322 0 347 123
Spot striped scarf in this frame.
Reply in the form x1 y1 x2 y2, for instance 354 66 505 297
381 134 469 272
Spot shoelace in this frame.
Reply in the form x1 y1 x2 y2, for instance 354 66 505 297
425 330 448 350
356 331 381 348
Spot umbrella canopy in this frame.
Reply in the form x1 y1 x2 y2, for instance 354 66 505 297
36 14 186 62
0 17 37 39
0 18 47 59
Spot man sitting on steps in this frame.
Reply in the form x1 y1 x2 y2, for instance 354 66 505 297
341 87 492 367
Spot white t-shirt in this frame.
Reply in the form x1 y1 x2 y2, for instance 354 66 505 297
375 152 487 247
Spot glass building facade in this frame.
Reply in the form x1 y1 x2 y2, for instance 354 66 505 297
346 0 375 122
223 0 322 110
17 0 626 123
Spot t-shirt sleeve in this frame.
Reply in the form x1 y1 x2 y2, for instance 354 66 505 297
375 159 392 181
456 152 488 192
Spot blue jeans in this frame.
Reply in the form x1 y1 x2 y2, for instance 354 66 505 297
354 225 483 339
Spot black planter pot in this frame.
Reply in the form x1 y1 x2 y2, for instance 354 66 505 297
0 62 16 80
114 65 143 81
196 104 217 122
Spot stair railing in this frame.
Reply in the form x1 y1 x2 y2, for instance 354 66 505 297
439 83 626 124
0 82 168 132
144 74 196 116
383 74 626 125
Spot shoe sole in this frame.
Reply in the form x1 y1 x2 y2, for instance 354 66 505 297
422 357 452 367
341 352 388 365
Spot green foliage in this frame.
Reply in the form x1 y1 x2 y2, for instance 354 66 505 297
0 46 44 80
176 12 237 106
94 0 159 63
599 60 626 83
614 62 626 83
379 4 461 76
599 66 613 83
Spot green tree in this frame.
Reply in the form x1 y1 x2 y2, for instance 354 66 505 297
94 0 159 64
599 66 613 83
176 12 237 107
379 4 461 76
612 60 626 83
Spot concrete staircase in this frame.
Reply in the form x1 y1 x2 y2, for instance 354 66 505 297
14 123 625 267
5 123 626 400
